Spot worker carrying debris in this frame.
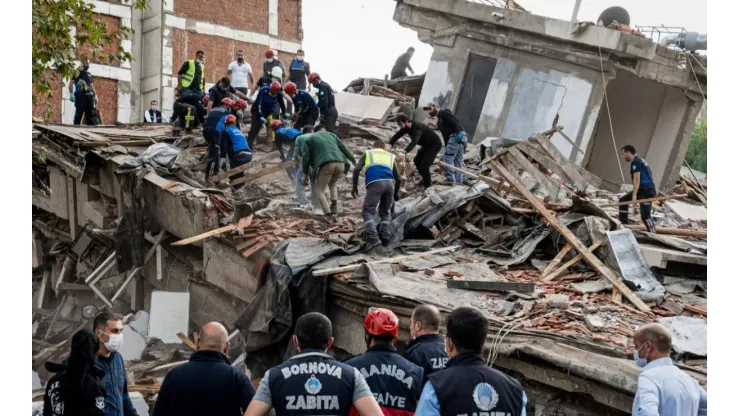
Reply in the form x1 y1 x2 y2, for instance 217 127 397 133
43 329 106 416
272 120 302 181
243 312 384 416
248 81 288 149
404 304 449 382
294 126 321 208
308 72 339 134
352 141 401 251
423 103 468 185
620 145 657 233
221 115 253 188
208 77 249 110
415 307 527 416
390 47 415 79
388 114 444 190
301 130 356 218
345 308 424 416
284 81 319 129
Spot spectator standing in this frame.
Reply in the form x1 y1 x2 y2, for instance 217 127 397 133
227 50 254 96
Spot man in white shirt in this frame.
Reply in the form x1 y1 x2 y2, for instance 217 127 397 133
227 50 254 96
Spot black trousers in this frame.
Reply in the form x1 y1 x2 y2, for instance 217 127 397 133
204 129 221 180
247 111 264 150
413 146 442 189
294 110 318 130
619 186 656 225
323 106 338 134
363 180 395 245
73 93 95 125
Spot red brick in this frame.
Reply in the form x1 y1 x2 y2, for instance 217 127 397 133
77 14 122 67
171 29 295 85
32 73 63 123
278 0 301 41
174 0 269 34
93 78 118 124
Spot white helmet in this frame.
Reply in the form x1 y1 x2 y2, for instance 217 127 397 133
270 66 284 80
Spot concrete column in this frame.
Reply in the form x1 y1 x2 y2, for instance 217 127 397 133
269 0 279 37
661 93 704 189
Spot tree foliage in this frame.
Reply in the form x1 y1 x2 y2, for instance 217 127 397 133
685 117 707 174
32 0 149 107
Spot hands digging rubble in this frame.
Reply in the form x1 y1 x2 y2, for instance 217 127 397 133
32 77 706 414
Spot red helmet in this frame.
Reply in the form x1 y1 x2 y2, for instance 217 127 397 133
284 82 297 95
364 308 399 340
271 120 282 131
269 81 281 95
225 114 237 125
308 72 320 84
235 99 247 110
221 97 234 107
265 49 275 58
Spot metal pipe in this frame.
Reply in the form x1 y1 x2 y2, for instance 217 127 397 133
571 0 582 23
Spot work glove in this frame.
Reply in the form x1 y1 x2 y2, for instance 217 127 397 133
260 117 268 125
69 94 75 103
352 186 359 199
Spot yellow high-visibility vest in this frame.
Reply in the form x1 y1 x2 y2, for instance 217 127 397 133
363 149 395 186
181 60 205 90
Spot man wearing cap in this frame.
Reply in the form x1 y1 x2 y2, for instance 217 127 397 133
262 50 286 82
285 81 319 129
424 103 467 185
388 114 444 190
345 308 424 416
248 81 288 149
308 72 339 134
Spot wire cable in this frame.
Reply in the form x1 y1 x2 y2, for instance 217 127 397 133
596 38 626 184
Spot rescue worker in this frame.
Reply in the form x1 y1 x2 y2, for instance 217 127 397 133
345 308 424 416
232 98 248 127
144 100 164 123
390 47 415 80
404 304 448 382
388 114 444 190
208 77 248 110
272 120 302 181
288 49 311 91
301 131 355 218
285 82 319 129
294 126 320 208
351 141 401 251
308 72 339 134
248 81 287 149
177 50 205 99
221 115 253 188
262 49 286 81
43 329 106 416
415 307 527 416
620 145 657 233
68 58 97 125
204 98 234 180
172 91 204 132
227 49 255 96
243 312 384 416
423 103 467 185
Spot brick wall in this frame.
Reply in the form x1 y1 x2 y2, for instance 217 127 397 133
174 0 269 34
32 74 63 123
278 0 301 41
171 29 295 84
94 78 118 124
77 13 122 66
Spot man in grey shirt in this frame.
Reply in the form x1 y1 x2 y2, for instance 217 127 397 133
244 312 383 416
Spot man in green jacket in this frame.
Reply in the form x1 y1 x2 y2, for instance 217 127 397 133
301 131 355 217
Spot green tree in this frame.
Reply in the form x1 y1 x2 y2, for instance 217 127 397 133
32 0 149 109
685 118 707 174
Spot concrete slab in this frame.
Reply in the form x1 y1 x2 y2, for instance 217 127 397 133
84 200 115 228
128 310 150 336
335 92 394 124
640 243 707 269
120 324 147 361
148 291 190 344
32 370 42 390
570 279 613 294
129 392 150 415
664 200 707 221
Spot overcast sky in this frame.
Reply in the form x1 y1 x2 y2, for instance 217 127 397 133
301 0 707 89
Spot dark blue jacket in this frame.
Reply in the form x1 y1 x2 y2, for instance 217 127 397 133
152 350 255 416
293 90 318 116
403 334 448 382
95 352 138 416
253 85 286 118
314 81 335 119
204 106 230 132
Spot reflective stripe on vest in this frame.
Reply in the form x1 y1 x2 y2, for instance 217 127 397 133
363 149 395 187
181 60 205 90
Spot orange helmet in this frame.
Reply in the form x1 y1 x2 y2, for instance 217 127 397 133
221 97 234 107
308 72 320 84
225 114 237 125
364 308 399 341
269 81 281 95
235 99 247 110
284 82 297 95
271 120 282 131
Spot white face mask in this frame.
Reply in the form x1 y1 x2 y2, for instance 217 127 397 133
103 333 124 352
296 56 304 61
151 105 158 111
267 58 274 63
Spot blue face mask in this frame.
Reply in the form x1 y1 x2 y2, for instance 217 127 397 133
633 343 648 368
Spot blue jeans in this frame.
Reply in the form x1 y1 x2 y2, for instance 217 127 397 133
443 133 467 184
295 165 310 205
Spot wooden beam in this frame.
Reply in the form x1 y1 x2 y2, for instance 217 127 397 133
541 243 572 278
177 332 197 350
170 224 237 246
66 176 78 240
542 241 604 282
229 160 298 187
507 147 559 200
489 159 651 313
622 224 706 238
312 246 460 276
446 280 535 293
211 151 280 182
599 193 688 207
534 134 602 189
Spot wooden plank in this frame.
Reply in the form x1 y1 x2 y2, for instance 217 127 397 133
446 280 535 293
684 304 707 316
542 241 604 282
622 224 706 238
192 332 200 346
312 246 460 276
241 240 272 258
520 139 587 191
211 151 280 182
541 243 572 278
489 159 651 313
57 282 94 292
507 147 559 200
598 194 688 207
230 160 298 187
534 134 602 189
235 214 254 232
177 332 197 350
170 224 237 246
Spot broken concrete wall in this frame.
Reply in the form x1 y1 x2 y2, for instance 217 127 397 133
203 239 260 303
141 174 205 240
32 165 69 220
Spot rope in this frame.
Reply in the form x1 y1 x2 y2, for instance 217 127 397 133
684 52 706 100
596 40 627 184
